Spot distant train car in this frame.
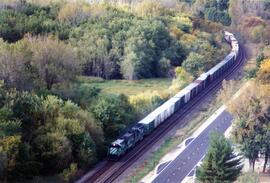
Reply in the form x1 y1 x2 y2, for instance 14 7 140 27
194 73 210 91
184 83 199 100
108 31 239 160
175 88 191 103
167 97 182 111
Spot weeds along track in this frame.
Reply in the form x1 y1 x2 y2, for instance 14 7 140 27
77 44 246 183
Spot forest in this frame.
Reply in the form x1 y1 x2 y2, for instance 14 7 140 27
0 0 236 182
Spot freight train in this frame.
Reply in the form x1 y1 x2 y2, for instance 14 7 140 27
108 31 239 160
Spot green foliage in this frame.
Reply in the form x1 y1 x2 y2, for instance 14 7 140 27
92 94 136 142
170 67 194 92
121 18 185 80
51 83 101 109
245 68 257 79
203 0 231 26
33 131 72 174
196 133 243 183
0 1 231 181
74 13 185 80
256 52 265 68
61 163 77 182
12 92 43 135
0 36 79 90
0 3 69 43
0 87 103 181
12 143 42 180
0 120 21 138
182 52 204 77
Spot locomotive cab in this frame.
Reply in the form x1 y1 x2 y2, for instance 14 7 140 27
108 140 124 161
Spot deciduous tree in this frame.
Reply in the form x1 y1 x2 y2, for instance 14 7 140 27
28 36 79 90
182 52 204 77
92 94 135 142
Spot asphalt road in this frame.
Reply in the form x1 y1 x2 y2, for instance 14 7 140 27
152 110 233 183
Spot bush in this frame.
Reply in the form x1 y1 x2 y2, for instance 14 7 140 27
129 91 166 118
251 25 265 43
61 163 78 182
182 52 204 77
92 94 136 142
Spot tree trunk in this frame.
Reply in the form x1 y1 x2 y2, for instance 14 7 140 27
263 152 268 173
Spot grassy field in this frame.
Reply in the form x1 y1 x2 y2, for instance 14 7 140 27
76 76 173 96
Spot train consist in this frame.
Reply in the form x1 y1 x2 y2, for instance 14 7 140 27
108 31 239 160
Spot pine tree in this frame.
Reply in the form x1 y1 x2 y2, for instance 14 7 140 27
196 133 243 183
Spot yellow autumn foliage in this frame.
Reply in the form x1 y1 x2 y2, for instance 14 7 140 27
257 59 270 84
223 80 270 121
58 1 91 25
169 67 193 94
129 90 169 118
0 135 21 173
58 1 107 25
133 0 167 17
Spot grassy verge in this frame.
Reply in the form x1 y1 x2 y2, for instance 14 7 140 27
76 76 172 96
125 97 223 183
236 171 260 183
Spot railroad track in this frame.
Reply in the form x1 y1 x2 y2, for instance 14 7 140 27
77 44 246 183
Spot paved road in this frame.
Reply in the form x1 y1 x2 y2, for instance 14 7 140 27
153 110 233 183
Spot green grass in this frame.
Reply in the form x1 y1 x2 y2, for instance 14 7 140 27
236 172 260 183
76 76 172 96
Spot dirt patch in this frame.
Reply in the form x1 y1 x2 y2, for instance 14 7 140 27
259 173 270 183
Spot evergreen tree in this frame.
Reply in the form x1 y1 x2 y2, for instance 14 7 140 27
196 133 243 183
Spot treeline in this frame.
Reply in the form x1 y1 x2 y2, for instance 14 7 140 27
0 1 184 80
0 0 230 181
0 0 229 81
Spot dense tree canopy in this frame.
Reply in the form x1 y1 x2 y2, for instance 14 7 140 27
0 2 69 42
0 88 104 181
0 0 230 181
0 36 79 90
92 94 135 142
182 52 204 77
